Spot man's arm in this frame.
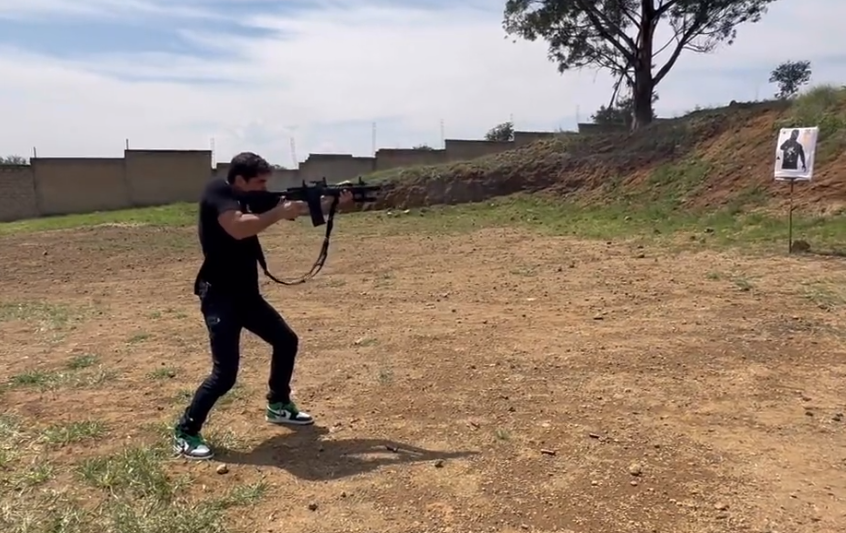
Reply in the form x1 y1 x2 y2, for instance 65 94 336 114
212 188 293 240
290 195 346 218
219 209 286 240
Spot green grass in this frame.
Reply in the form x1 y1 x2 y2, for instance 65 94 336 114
357 194 846 253
1 190 844 254
0 302 79 327
800 280 846 310
7 364 118 392
0 414 269 533
39 420 108 446
0 202 197 235
66 354 99 370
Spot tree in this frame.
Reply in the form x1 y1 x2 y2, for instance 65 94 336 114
592 91 659 126
769 60 811 99
503 0 779 130
412 144 435 150
0 155 27 164
485 121 515 141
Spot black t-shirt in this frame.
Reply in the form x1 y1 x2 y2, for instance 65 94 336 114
194 179 262 298
780 139 804 170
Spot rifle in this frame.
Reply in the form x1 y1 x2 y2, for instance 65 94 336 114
243 177 382 286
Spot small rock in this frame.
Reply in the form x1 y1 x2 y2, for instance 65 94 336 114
833 413 843 422
434 459 445 468
628 463 642 476
714 502 728 511
216 464 229 475
308 502 318 511
630 480 638 486
791 239 811 253
540 449 556 456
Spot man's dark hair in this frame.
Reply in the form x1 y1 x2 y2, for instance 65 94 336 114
227 151 272 184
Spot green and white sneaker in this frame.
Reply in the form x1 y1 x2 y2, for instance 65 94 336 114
266 401 314 426
173 429 214 460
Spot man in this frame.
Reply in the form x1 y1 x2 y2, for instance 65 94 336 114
173 151 353 461
779 128 807 172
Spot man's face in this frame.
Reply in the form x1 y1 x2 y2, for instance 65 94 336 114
232 173 270 192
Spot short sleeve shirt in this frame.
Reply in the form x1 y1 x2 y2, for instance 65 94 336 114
194 179 261 297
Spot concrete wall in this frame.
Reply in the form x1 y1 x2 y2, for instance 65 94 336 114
0 128 581 222
269 168 301 190
125 150 211 206
298 154 375 183
33 158 127 215
0 165 39 222
445 139 513 161
375 148 447 170
514 131 559 146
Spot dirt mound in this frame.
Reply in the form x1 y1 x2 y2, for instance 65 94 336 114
370 86 846 216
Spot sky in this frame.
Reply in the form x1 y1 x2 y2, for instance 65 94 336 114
0 0 843 165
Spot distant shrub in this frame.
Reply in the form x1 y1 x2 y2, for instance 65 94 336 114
776 84 846 164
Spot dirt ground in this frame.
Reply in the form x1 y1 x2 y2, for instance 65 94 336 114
2 215 846 533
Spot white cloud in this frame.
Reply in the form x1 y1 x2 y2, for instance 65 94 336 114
0 0 843 163
0 0 220 20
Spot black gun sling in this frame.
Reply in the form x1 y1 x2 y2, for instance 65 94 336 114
255 196 339 286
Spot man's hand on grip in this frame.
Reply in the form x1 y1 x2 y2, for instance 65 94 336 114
271 196 304 221
338 190 354 207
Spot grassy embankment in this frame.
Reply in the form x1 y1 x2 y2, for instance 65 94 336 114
1 86 845 249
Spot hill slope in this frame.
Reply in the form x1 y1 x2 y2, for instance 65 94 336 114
371 85 846 218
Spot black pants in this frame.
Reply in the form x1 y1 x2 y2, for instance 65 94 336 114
177 286 299 436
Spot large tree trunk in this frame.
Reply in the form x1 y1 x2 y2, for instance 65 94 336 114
631 1 656 131
631 68 655 130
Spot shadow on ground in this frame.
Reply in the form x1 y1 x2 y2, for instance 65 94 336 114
219 425 480 481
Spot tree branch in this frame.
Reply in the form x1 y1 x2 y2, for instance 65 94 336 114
654 0 682 17
573 0 637 62
653 12 706 84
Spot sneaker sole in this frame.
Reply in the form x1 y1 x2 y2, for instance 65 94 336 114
265 415 314 426
173 445 214 461
175 450 215 461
